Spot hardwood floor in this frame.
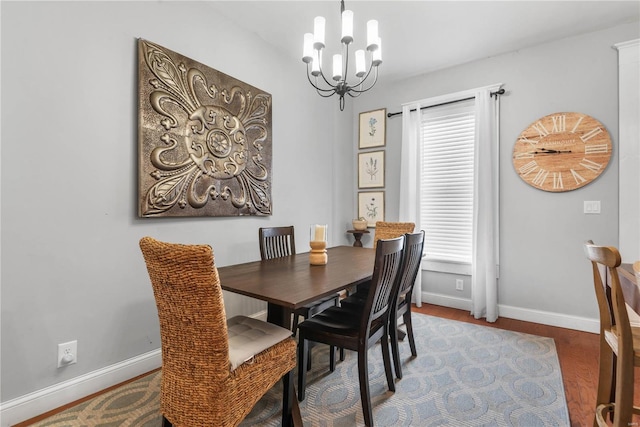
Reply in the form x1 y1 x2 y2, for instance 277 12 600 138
415 303 640 427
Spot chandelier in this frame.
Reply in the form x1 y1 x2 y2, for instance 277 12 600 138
302 0 382 111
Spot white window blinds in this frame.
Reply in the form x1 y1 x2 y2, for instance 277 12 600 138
420 99 475 264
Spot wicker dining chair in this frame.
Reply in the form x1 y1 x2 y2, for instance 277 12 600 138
584 241 640 427
373 221 415 248
259 226 343 369
139 237 297 427
297 237 405 427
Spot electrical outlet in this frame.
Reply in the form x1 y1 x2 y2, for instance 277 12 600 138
455 279 464 291
57 340 77 368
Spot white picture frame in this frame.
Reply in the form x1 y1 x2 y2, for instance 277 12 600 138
358 108 386 149
358 150 385 189
358 191 385 227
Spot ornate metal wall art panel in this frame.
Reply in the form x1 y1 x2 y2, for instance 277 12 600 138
138 39 272 217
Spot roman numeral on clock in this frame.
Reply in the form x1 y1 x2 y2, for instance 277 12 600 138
551 115 566 133
532 121 549 138
580 127 603 142
580 158 603 173
519 161 538 177
553 172 564 189
584 144 608 154
570 169 587 185
532 169 549 186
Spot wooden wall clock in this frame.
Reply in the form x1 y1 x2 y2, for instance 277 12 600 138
512 112 612 192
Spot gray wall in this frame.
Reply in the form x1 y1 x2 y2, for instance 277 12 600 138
1 0 638 409
352 22 639 319
0 1 353 402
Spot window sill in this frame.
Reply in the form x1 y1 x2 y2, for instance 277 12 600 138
421 259 471 276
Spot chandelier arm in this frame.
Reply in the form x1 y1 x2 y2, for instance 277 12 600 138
316 57 337 89
346 67 379 95
342 43 350 83
306 63 338 93
317 88 339 98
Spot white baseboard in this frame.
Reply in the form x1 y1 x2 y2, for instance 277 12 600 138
0 349 161 427
0 310 269 427
421 291 599 334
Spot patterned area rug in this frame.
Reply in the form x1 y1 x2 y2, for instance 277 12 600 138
30 314 569 426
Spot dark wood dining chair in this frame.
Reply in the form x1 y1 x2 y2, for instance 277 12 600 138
584 241 640 427
341 231 425 379
297 237 405 427
347 221 415 298
259 226 342 369
139 237 297 427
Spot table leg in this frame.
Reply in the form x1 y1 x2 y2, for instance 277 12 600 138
266 302 301 425
267 303 292 329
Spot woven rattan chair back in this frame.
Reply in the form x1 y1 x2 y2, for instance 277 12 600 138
584 241 640 427
139 237 296 427
259 226 296 260
373 221 415 248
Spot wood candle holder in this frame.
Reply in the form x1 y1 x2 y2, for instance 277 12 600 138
309 240 327 265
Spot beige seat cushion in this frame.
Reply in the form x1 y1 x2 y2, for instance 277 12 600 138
227 315 292 370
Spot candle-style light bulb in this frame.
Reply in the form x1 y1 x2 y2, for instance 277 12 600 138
302 33 313 63
311 50 321 76
341 10 353 44
366 20 379 51
313 16 326 49
355 50 366 77
372 38 382 66
332 54 343 81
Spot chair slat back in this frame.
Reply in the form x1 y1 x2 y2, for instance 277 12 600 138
259 226 296 260
396 231 425 302
584 241 632 348
361 237 404 333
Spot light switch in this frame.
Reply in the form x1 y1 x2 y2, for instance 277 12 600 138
584 201 601 214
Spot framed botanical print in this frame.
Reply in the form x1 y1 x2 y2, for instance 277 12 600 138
358 150 385 188
358 191 385 227
358 108 386 149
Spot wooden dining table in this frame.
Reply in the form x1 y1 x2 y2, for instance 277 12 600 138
218 245 375 328
217 245 375 427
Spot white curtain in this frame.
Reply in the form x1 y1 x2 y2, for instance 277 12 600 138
471 88 500 322
400 103 423 306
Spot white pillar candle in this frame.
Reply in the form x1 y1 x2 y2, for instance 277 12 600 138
332 54 342 81
313 16 326 49
355 49 366 77
372 38 382 65
366 20 379 51
341 10 353 44
302 33 314 63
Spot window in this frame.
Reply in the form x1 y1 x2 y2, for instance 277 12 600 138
420 99 475 272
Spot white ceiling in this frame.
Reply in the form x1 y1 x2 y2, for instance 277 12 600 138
207 1 639 81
